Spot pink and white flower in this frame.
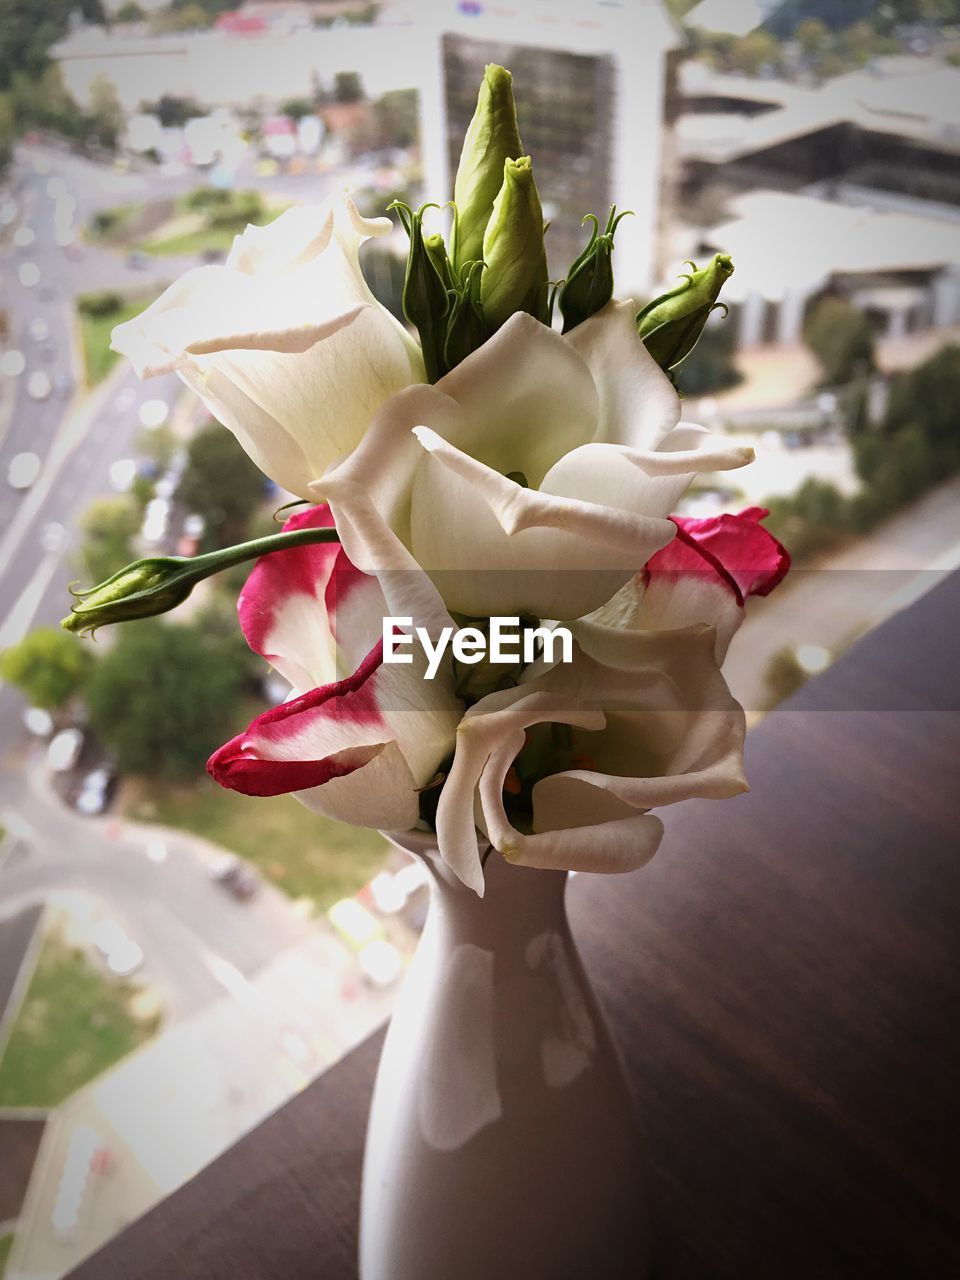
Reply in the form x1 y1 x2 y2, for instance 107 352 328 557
319 300 754 623
111 197 425 499
207 506 462 831
575 506 791 665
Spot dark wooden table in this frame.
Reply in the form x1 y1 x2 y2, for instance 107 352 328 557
71 573 960 1279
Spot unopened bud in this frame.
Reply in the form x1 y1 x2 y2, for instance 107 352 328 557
62 523 342 637
636 253 734 372
452 64 523 271
62 559 195 636
480 156 549 332
393 202 450 384
559 206 632 334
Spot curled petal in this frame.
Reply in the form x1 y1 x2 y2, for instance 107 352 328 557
670 507 791 601
208 640 462 828
564 298 680 450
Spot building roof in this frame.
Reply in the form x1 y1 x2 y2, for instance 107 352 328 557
702 189 960 301
678 56 960 164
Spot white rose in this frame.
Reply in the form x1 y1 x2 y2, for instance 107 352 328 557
319 300 753 622
111 196 425 497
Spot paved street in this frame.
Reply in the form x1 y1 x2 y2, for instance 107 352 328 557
725 472 960 714
0 142 407 1279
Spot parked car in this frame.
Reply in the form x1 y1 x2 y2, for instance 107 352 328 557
47 727 84 773
7 451 41 490
26 370 52 400
74 766 116 816
209 854 259 900
91 919 144 977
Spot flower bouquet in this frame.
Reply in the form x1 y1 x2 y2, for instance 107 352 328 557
66 65 789 1280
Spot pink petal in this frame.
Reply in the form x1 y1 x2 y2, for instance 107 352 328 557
207 642 388 798
238 503 385 688
649 507 790 605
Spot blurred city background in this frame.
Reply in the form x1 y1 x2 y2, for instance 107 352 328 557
1 0 959 1275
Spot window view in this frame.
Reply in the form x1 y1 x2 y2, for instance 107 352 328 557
1 1 958 1275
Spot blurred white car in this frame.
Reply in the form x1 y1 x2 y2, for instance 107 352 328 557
92 920 144 977
0 349 26 377
108 458 137 492
75 767 115 816
27 370 52 400
47 727 84 772
40 521 66 552
7 451 41 490
23 707 55 737
138 398 170 429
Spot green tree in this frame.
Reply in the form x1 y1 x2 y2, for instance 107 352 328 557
373 88 418 149
0 0 105 93
78 496 141 585
334 71 364 104
113 1 146 20
0 627 94 710
85 617 253 780
674 321 743 396
803 297 874 387
883 344 960 453
87 73 124 150
728 30 782 76
177 422 266 549
795 17 828 55
0 92 13 176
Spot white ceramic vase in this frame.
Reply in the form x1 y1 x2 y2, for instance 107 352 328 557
359 831 654 1280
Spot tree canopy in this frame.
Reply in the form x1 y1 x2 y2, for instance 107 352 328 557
0 627 94 710
85 614 255 780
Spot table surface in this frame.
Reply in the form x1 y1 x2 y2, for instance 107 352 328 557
70 572 960 1280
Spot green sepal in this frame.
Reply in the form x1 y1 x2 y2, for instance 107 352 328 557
391 200 450 383
636 253 734 371
559 205 633 334
443 260 491 372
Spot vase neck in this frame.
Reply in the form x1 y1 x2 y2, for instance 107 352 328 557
389 833 569 947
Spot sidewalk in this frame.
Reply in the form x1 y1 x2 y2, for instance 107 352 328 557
724 472 960 714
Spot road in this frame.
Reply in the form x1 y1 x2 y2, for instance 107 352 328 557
0 143 347 1021
724 472 960 713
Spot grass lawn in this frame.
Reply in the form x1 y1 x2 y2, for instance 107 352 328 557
0 1233 12 1278
0 929 161 1109
138 223 239 257
125 781 392 909
76 293 159 386
87 201 146 243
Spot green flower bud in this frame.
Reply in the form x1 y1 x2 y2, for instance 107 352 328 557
424 232 456 292
62 524 341 637
636 253 734 372
452 64 523 271
443 260 490 372
392 201 449 384
62 558 198 636
480 155 550 332
558 206 632 334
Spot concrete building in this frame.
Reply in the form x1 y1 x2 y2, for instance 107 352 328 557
673 56 960 350
698 189 960 349
54 1 681 294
